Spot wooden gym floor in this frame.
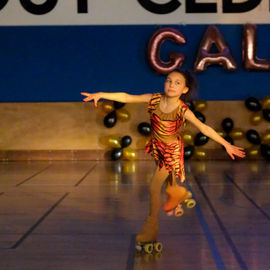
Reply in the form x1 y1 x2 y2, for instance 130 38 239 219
0 160 269 270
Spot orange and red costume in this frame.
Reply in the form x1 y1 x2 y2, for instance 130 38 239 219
145 93 189 183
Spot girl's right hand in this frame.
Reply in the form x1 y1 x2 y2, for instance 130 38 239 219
81 92 101 107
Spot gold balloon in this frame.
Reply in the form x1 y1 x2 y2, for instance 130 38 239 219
195 100 207 111
247 145 260 159
183 130 194 145
116 108 130 121
229 128 245 140
217 130 225 137
123 147 137 161
250 111 262 125
102 102 114 113
99 134 121 148
262 95 270 109
261 129 270 144
194 147 207 160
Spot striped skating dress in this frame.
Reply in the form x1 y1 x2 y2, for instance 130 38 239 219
145 93 189 183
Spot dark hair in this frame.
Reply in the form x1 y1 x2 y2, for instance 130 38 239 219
168 69 199 102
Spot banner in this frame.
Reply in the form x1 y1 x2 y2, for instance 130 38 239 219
0 0 269 26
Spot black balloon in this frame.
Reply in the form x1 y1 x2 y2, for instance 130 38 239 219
138 122 151 136
222 135 234 151
185 100 195 111
113 101 125 110
262 109 270 122
184 145 194 160
194 132 209 146
104 111 117 128
121 135 132 148
260 144 270 161
222 118 234 133
246 129 261 145
111 148 123 161
194 111 206 123
245 97 262 112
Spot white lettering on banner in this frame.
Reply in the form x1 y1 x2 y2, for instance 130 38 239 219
0 0 268 25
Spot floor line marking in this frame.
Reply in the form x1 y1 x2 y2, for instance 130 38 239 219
125 234 136 270
225 173 270 222
194 175 249 270
16 165 52 187
74 163 97 187
187 182 227 270
10 192 69 249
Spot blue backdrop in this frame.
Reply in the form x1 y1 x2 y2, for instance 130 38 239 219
0 24 269 102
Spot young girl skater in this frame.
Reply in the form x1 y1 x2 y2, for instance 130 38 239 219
81 69 246 253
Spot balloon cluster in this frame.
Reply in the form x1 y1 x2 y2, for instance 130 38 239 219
245 129 270 160
102 101 130 128
100 134 137 161
245 96 270 125
183 100 209 160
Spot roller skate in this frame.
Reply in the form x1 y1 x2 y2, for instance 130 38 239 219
163 185 196 217
135 216 163 254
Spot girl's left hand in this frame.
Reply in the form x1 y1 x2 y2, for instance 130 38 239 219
224 144 246 160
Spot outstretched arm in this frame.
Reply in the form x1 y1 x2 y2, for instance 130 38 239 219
184 109 246 160
81 92 152 107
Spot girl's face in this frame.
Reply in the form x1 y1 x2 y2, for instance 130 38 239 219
164 72 189 98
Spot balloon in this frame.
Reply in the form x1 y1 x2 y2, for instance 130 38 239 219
183 130 194 145
111 148 123 161
250 111 263 125
224 135 234 145
104 111 117 128
194 111 206 123
194 132 209 146
261 130 270 144
116 108 130 121
195 100 207 111
194 147 207 160
229 128 244 140
262 109 270 122
185 100 195 111
99 134 121 148
138 122 151 136
260 144 270 161
184 145 194 160
262 95 270 109
123 147 137 161
246 129 261 145
222 118 234 133
194 25 237 72
217 129 225 137
121 135 132 148
108 135 121 148
242 24 270 71
113 101 125 110
247 145 260 159
222 135 234 150
148 27 186 75
244 97 262 111
102 102 114 113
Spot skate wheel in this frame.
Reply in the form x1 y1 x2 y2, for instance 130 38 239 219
135 244 142 252
166 210 174 216
144 243 153 254
175 204 184 216
154 242 163 253
186 199 196 208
